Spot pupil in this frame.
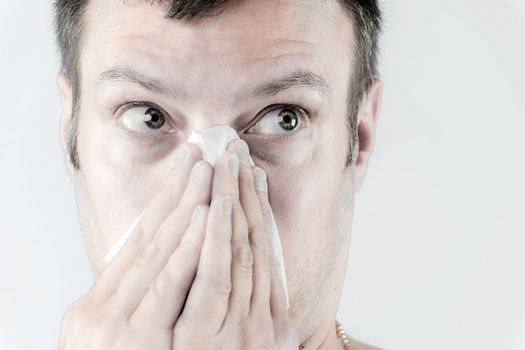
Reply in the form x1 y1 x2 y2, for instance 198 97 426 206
144 108 165 129
279 109 298 131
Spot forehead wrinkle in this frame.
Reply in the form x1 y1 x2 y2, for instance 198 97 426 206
232 39 331 102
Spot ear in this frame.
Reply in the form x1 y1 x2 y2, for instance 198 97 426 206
57 73 76 179
354 79 383 192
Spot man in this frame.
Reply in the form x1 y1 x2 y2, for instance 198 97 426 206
53 0 384 349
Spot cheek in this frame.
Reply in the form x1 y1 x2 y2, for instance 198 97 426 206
257 112 351 291
242 127 315 168
256 116 349 241
266 160 340 245
264 140 349 318
263 139 343 243
77 111 175 244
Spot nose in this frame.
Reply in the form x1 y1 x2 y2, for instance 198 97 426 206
184 110 243 138
186 125 242 166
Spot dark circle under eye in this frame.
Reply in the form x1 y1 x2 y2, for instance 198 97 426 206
143 107 165 129
278 108 299 131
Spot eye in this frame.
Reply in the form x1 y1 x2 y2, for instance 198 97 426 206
118 104 174 135
246 105 305 135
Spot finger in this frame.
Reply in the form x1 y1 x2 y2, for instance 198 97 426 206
95 143 202 297
223 162 254 325
179 195 233 336
210 150 254 326
248 166 273 313
226 139 254 168
107 160 213 317
211 151 240 199
178 152 239 332
228 140 272 313
129 204 209 330
134 144 205 242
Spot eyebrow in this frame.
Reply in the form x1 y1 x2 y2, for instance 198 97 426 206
249 69 331 100
97 67 176 97
96 66 331 101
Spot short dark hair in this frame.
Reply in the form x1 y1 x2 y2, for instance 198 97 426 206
53 0 382 170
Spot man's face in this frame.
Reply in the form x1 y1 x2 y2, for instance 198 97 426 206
62 0 377 342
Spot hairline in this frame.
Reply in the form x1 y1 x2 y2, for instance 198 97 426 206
59 0 380 170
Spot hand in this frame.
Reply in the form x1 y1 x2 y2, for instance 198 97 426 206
172 140 299 349
59 143 214 350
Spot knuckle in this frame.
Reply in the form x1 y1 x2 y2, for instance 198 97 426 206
259 327 276 350
90 324 129 349
65 296 93 320
282 329 300 348
134 242 160 268
242 316 275 349
177 236 202 257
213 226 232 242
259 202 271 221
62 301 83 327
247 220 264 236
136 225 150 245
63 300 96 336
197 272 232 296
174 314 194 334
214 273 232 296
239 169 255 187
233 244 253 269
130 225 150 249
61 296 130 348
148 266 186 300
237 207 249 229
149 270 170 295
252 236 270 258
89 280 113 304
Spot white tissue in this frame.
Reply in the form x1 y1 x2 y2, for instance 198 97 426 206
104 126 289 307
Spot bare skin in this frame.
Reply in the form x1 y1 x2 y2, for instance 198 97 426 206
57 0 383 349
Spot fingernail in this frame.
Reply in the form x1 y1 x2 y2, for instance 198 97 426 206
191 205 202 223
189 161 203 182
174 143 190 165
223 196 233 217
253 168 267 192
229 154 240 177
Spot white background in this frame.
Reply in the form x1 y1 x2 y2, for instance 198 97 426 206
0 1 524 349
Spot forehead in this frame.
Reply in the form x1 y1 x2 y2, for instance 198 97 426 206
81 0 353 98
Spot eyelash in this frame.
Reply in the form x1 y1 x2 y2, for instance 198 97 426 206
114 101 174 139
245 103 310 140
114 101 311 140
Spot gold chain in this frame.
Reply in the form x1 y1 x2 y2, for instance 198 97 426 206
335 320 352 350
